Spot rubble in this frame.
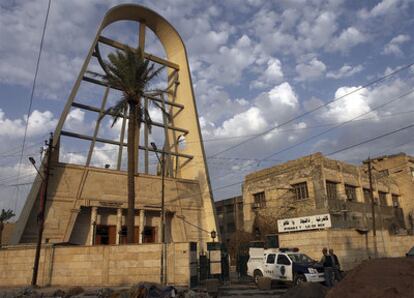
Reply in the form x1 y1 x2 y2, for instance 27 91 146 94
326 257 414 298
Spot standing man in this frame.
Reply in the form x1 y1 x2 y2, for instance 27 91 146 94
329 248 342 282
320 247 334 287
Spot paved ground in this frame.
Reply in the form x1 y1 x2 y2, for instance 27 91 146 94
218 281 289 297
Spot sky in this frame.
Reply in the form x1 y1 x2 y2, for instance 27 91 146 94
1 0 414 215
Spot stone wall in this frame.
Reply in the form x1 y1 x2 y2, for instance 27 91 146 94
13 163 213 247
279 228 414 271
243 154 324 233
242 152 406 234
372 153 414 231
0 242 192 287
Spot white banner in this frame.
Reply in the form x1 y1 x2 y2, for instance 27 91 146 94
277 214 332 233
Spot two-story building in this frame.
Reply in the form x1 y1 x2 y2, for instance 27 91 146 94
371 153 414 232
215 196 243 245
243 153 407 236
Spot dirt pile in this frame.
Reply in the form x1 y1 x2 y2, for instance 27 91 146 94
280 282 328 298
327 257 414 298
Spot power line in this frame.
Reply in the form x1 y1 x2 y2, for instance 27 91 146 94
326 123 414 157
14 0 51 211
262 88 414 161
206 87 414 183
177 109 414 146
174 122 414 202
208 61 414 158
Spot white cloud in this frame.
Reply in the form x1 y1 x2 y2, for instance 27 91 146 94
358 0 405 19
63 108 95 135
296 58 327 81
298 11 338 51
329 27 367 53
327 64 364 79
0 109 57 138
267 82 298 108
254 82 300 129
251 57 284 89
199 34 258 85
214 107 267 137
383 34 411 56
322 86 373 122
187 30 229 55
0 1 101 99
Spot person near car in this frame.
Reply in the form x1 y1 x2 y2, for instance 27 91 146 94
320 247 334 287
329 248 342 282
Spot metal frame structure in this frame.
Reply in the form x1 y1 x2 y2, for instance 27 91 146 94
56 30 191 176
11 4 219 247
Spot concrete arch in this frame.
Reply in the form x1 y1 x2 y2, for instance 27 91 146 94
13 4 219 247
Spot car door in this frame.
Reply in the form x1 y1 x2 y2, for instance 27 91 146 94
263 253 277 278
275 254 293 281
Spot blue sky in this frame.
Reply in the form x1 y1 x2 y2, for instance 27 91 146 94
1 0 414 214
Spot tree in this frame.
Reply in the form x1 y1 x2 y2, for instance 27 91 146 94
0 209 15 247
99 47 162 243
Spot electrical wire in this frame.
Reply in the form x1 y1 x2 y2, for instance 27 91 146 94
208 61 414 158
13 0 51 211
325 123 414 157
262 88 414 161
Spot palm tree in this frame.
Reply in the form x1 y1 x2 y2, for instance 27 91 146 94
98 47 162 243
0 209 15 247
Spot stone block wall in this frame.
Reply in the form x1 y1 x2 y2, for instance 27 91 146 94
279 229 414 271
0 242 191 287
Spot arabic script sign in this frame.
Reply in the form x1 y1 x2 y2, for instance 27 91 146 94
277 214 332 233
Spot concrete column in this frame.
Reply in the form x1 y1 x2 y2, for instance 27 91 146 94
139 209 145 244
116 208 122 244
89 206 98 245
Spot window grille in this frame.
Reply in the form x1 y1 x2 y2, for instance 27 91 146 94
253 192 266 208
379 191 388 206
292 182 309 200
326 181 338 200
345 184 357 201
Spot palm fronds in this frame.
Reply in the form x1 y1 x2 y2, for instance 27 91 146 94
0 209 15 222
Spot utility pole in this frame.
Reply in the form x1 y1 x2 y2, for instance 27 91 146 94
151 142 166 285
367 157 378 258
160 149 166 285
31 133 53 286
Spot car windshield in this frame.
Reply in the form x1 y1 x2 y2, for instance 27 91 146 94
408 246 414 255
288 253 314 263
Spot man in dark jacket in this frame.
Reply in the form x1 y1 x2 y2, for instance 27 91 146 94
329 248 342 281
320 247 334 287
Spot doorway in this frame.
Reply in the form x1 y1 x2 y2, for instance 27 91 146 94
95 225 116 245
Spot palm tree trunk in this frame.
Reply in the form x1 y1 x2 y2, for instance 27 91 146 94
127 102 137 243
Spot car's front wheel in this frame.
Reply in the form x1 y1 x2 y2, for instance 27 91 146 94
253 270 263 284
293 274 306 286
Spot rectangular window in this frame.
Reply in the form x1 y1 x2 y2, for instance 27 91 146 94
392 194 399 207
326 181 338 200
266 254 276 264
379 191 388 206
253 192 266 208
363 188 371 204
292 182 309 200
277 254 291 265
345 184 357 201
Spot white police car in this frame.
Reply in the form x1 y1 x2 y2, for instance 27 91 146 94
247 247 325 286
